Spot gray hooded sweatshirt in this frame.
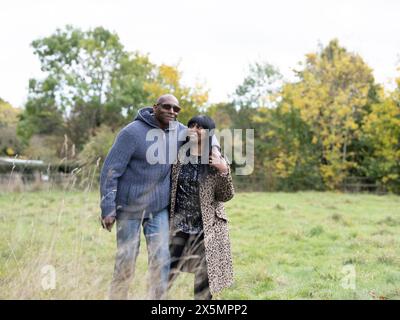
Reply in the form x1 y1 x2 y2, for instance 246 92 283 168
100 107 187 219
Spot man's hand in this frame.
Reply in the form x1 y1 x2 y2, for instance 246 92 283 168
101 214 116 232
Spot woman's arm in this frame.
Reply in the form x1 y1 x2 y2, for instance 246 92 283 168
209 151 235 202
214 166 235 202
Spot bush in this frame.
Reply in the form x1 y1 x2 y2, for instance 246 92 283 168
78 125 116 167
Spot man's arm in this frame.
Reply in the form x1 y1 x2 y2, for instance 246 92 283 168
100 127 136 220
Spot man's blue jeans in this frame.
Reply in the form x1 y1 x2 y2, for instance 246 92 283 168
109 208 170 300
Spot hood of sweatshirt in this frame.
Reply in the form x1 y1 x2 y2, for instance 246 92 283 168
134 107 178 131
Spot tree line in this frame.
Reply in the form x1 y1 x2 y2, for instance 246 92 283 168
1 26 399 193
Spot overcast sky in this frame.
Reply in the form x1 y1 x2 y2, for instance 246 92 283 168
1 0 400 108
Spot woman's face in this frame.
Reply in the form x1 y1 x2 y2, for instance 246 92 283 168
188 123 207 144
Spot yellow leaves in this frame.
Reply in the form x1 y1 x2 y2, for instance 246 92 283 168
366 111 378 123
251 107 270 123
158 64 180 88
143 81 164 101
278 39 379 187
6 147 15 156
361 94 400 189
382 174 398 184
190 89 209 108
273 152 298 178
344 119 358 131
275 159 286 171
320 165 335 178
0 100 20 126
252 115 266 123
292 139 300 149
143 64 209 121
320 162 348 190
312 136 318 144
305 53 317 65
279 102 292 114
336 106 349 118
144 64 182 100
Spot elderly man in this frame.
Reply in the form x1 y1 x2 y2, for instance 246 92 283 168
100 94 218 300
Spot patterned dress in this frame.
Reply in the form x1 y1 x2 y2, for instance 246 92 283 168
173 155 204 234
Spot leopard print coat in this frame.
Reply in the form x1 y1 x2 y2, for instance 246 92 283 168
169 152 235 295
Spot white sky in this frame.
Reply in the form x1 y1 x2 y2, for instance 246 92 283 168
1 0 400 108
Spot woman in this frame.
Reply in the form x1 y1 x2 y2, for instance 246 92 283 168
168 115 234 300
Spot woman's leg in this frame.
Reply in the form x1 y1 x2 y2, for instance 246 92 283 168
168 230 189 291
190 232 212 300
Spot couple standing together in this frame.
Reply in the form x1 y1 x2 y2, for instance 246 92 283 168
100 94 234 300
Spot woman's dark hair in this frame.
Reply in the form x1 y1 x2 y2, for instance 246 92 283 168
187 115 216 131
185 115 217 179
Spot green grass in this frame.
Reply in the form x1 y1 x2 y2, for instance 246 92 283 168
0 190 399 299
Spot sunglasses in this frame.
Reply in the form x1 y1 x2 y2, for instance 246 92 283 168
159 103 181 113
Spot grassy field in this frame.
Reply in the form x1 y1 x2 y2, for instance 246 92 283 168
0 190 399 300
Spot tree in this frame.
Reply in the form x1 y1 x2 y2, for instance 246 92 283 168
105 52 155 127
19 25 125 150
143 64 209 125
227 62 285 189
23 134 64 162
31 25 124 112
78 125 116 167
17 78 65 145
282 39 379 189
232 62 283 109
362 88 400 192
254 103 324 191
205 102 236 129
0 98 22 156
19 25 209 155
0 98 19 126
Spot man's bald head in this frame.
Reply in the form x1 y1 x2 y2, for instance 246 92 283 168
152 94 181 129
155 94 180 107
